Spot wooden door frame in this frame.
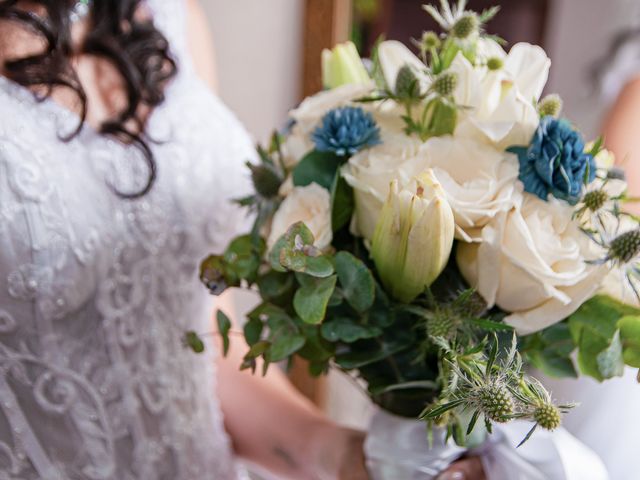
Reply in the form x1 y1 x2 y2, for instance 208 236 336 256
289 0 353 407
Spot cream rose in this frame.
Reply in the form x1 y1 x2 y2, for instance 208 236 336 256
342 135 426 240
457 195 607 335
452 42 550 149
268 183 333 250
343 134 521 242
420 136 522 241
282 83 375 168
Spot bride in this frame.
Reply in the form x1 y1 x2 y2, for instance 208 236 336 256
0 0 374 478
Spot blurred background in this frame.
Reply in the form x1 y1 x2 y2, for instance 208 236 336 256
202 0 640 431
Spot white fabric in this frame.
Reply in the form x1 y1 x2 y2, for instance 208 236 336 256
0 1 255 478
365 409 609 480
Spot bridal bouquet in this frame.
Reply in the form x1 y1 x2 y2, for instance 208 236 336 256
191 0 640 461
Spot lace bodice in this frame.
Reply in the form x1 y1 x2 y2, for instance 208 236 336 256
0 1 255 478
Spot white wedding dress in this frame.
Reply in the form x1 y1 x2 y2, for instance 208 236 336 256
0 1 254 478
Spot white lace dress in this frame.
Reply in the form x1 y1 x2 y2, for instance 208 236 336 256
0 1 254 478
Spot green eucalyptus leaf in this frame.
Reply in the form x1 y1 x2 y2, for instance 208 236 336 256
527 351 578 379
321 317 382 343
618 315 640 367
216 310 232 356
335 340 408 369
334 252 375 312
596 330 625 379
243 317 263 346
277 222 335 278
294 275 338 324
297 324 335 362
292 150 343 190
257 271 295 304
199 255 235 295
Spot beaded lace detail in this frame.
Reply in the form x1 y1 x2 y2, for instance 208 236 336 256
0 1 253 478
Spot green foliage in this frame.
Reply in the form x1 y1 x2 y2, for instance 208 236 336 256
330 172 355 232
523 322 578 379
568 295 640 381
292 150 343 190
321 317 382 343
269 222 335 278
334 252 375 312
294 275 337 324
216 310 232 356
183 331 205 354
618 315 640 367
200 235 265 295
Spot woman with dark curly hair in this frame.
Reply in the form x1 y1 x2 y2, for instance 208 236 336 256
0 1 371 478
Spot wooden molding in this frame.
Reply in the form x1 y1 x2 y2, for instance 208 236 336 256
290 0 352 406
302 0 353 98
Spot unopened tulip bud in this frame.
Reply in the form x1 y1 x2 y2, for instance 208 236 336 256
371 169 455 303
322 41 371 90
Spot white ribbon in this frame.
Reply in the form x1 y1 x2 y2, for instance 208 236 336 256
365 409 609 480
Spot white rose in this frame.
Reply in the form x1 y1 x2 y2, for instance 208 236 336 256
421 136 522 241
282 83 374 168
343 134 521 242
342 135 426 240
452 43 550 149
458 195 607 335
267 183 333 250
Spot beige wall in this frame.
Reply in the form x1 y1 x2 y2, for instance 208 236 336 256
202 0 305 143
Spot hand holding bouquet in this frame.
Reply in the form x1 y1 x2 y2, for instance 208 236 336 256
189 0 640 475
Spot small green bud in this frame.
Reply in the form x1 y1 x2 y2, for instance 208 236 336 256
534 403 561 430
248 162 283 199
428 309 458 339
486 57 504 71
609 229 640 264
395 65 421 98
582 189 608 212
479 383 514 423
538 94 563 118
421 31 441 50
452 13 479 39
433 72 458 97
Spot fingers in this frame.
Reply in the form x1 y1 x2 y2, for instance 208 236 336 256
436 457 486 480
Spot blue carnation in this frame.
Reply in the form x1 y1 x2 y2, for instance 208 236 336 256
312 106 381 157
509 117 596 205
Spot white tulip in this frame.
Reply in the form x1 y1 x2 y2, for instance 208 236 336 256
458 195 607 335
268 183 333 250
453 43 551 149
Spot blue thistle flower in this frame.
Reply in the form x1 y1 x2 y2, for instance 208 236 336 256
509 117 596 205
312 106 381 157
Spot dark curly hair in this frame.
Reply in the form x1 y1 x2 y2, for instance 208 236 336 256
0 0 177 197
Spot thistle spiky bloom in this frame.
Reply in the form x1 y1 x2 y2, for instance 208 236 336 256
452 13 479 39
609 229 640 264
533 403 561 430
432 72 458 97
478 382 514 423
312 106 382 156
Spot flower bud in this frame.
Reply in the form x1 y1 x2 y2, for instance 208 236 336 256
377 40 429 95
432 72 458 97
609 229 640 264
486 57 504 71
479 383 514 423
534 403 561 430
322 41 370 90
538 94 563 118
371 170 455 303
452 13 479 39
